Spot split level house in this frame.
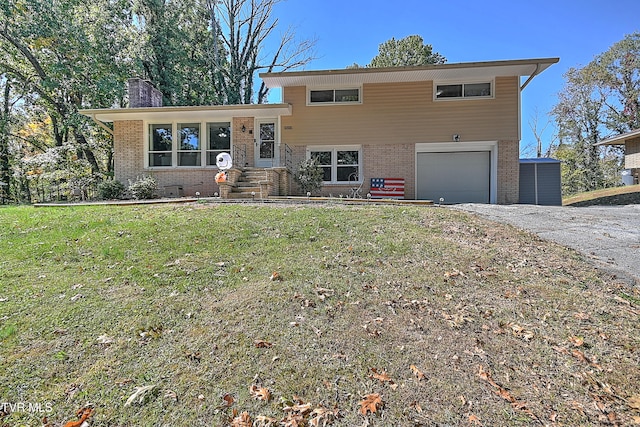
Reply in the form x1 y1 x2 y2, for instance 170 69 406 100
80 57 559 203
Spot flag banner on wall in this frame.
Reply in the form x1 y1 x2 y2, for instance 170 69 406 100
370 178 405 199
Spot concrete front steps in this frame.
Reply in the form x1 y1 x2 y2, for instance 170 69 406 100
226 169 268 199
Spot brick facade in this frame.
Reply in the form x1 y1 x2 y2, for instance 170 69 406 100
113 120 144 186
497 140 520 204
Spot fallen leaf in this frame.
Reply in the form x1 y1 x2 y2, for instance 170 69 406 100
410 364 426 381
370 368 392 383
468 414 482 425
249 385 271 402
254 339 273 348
124 384 157 407
309 406 340 427
569 336 584 347
573 312 591 321
62 407 94 427
221 393 235 407
283 401 313 416
163 389 178 402
185 351 201 362
495 387 516 403
230 410 252 427
269 271 283 281
571 349 602 370
96 334 114 345
628 394 640 410
509 323 534 341
281 412 305 427
359 393 383 415
253 415 278 427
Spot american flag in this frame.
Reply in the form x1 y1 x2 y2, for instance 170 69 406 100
370 178 405 199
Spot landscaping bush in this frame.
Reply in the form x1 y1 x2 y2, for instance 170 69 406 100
294 159 323 195
128 176 157 199
97 179 125 200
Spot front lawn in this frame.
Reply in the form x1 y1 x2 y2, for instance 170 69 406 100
0 203 638 426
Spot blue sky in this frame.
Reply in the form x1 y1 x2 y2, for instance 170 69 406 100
266 0 639 155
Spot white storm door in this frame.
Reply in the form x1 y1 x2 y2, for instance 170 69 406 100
255 120 277 167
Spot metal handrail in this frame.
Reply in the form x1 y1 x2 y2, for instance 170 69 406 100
282 143 293 170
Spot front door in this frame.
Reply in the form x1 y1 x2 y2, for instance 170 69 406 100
255 120 276 167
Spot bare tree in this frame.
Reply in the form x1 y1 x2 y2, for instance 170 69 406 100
210 0 316 104
527 108 557 158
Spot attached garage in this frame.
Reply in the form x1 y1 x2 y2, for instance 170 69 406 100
415 142 497 203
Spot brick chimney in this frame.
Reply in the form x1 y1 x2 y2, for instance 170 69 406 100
128 78 163 108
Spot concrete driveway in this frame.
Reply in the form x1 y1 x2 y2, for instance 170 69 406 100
454 204 640 285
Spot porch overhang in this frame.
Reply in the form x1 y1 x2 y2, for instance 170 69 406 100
79 103 292 123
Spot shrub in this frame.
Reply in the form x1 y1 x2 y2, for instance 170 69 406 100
128 176 157 200
294 159 323 195
97 179 125 200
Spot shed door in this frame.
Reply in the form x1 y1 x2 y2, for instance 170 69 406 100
417 151 490 203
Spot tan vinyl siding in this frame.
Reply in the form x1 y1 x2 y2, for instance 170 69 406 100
625 137 640 169
280 76 519 146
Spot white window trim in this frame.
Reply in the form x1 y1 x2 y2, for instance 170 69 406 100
306 86 363 106
433 79 494 101
144 120 233 169
306 145 362 184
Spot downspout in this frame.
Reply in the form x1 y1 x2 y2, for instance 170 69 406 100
520 63 542 91
89 114 114 136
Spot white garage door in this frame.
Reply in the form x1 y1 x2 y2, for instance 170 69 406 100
417 151 491 203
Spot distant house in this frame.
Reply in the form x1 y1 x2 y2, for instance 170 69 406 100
80 57 558 203
596 129 640 185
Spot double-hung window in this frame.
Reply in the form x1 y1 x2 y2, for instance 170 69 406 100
178 123 201 166
206 122 231 166
435 81 493 100
149 124 173 167
309 146 361 183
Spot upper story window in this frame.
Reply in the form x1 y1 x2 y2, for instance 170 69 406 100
435 82 492 100
308 87 361 105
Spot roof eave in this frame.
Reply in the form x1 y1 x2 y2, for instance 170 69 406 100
260 57 560 88
78 103 292 123
596 129 640 146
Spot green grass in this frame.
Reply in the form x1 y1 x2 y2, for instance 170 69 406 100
563 184 640 206
0 203 639 426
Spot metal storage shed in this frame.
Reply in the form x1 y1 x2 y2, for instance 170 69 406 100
519 158 562 205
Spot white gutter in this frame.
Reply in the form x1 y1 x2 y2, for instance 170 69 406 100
89 114 114 136
520 63 542 91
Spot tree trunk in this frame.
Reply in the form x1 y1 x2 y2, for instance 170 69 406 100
74 130 101 175
0 80 11 203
